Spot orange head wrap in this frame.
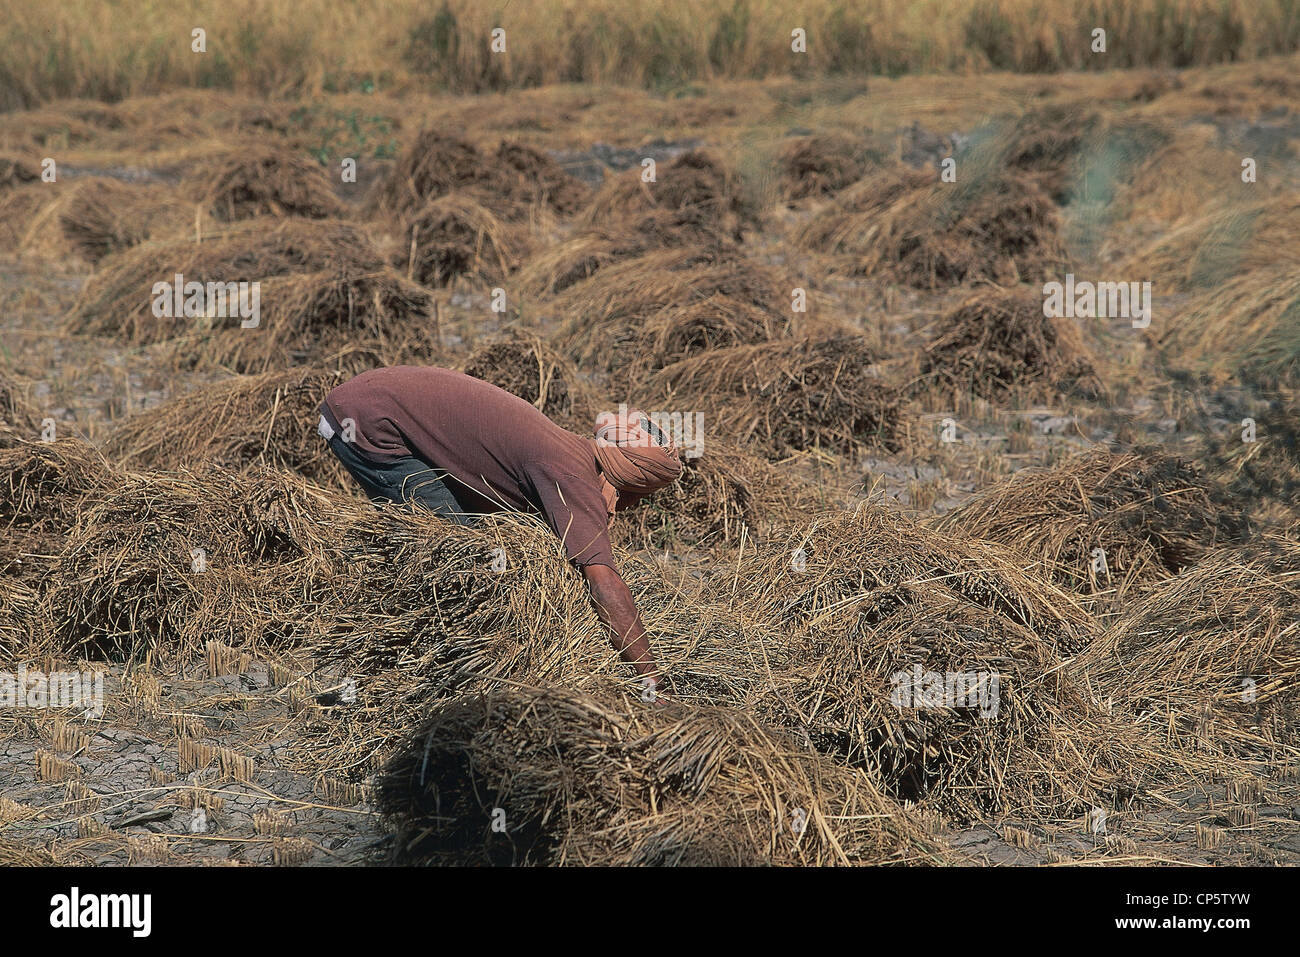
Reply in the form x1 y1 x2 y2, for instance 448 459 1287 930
590 407 682 514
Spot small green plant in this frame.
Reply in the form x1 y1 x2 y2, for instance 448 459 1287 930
290 105 399 163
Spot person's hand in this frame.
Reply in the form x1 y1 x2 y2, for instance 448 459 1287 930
639 676 685 713
637 674 663 703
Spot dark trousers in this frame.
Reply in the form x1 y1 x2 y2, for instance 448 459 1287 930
326 434 477 525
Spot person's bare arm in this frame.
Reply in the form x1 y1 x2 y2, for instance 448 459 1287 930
580 562 664 690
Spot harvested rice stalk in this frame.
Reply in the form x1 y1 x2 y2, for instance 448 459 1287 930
66 218 388 340
1126 195 1300 292
0 366 39 446
580 149 755 239
461 334 598 432
375 683 948 865
195 145 345 221
734 505 1094 660
516 206 737 297
611 440 832 550
370 130 585 221
0 438 118 529
1075 536 1300 757
0 153 40 190
942 446 1243 594
103 367 350 487
795 164 1067 288
84 257 435 375
550 248 795 380
1152 263 1300 390
399 193 528 287
40 467 351 662
996 105 1111 203
777 133 879 201
725 507 1168 819
0 578 40 656
0 101 123 150
650 335 902 459
493 140 589 216
917 287 1099 401
283 507 792 778
207 269 436 373
0 440 121 627
0 175 189 261
0 181 59 255
57 177 191 262
369 130 488 216
1199 388 1300 510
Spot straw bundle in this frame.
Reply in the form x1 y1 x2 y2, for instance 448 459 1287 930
0 578 40 656
998 105 1101 202
1152 263 1300 390
942 446 1243 595
778 133 877 201
795 165 1067 288
0 367 38 446
0 153 40 190
1076 536 1300 757
0 440 120 637
1201 388 1300 509
550 248 794 380
195 145 346 222
650 335 902 459
579 149 754 239
369 130 486 215
0 438 118 531
68 218 387 338
0 101 122 150
736 506 1093 660
971 107 1167 223
103 367 349 486
65 219 435 373
0 181 56 255
724 507 1153 818
516 206 737 297
0 176 191 261
399 193 528 287
493 140 589 216
204 268 436 373
370 130 585 221
461 334 599 432
39 467 345 662
611 440 831 550
1127 195 1300 293
57 177 192 262
12 454 583 677
375 684 947 865
0 156 50 254
281 506 804 780
917 287 1098 401
1112 121 1243 224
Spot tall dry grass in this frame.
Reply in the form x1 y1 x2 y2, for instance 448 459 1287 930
2 0 1298 108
